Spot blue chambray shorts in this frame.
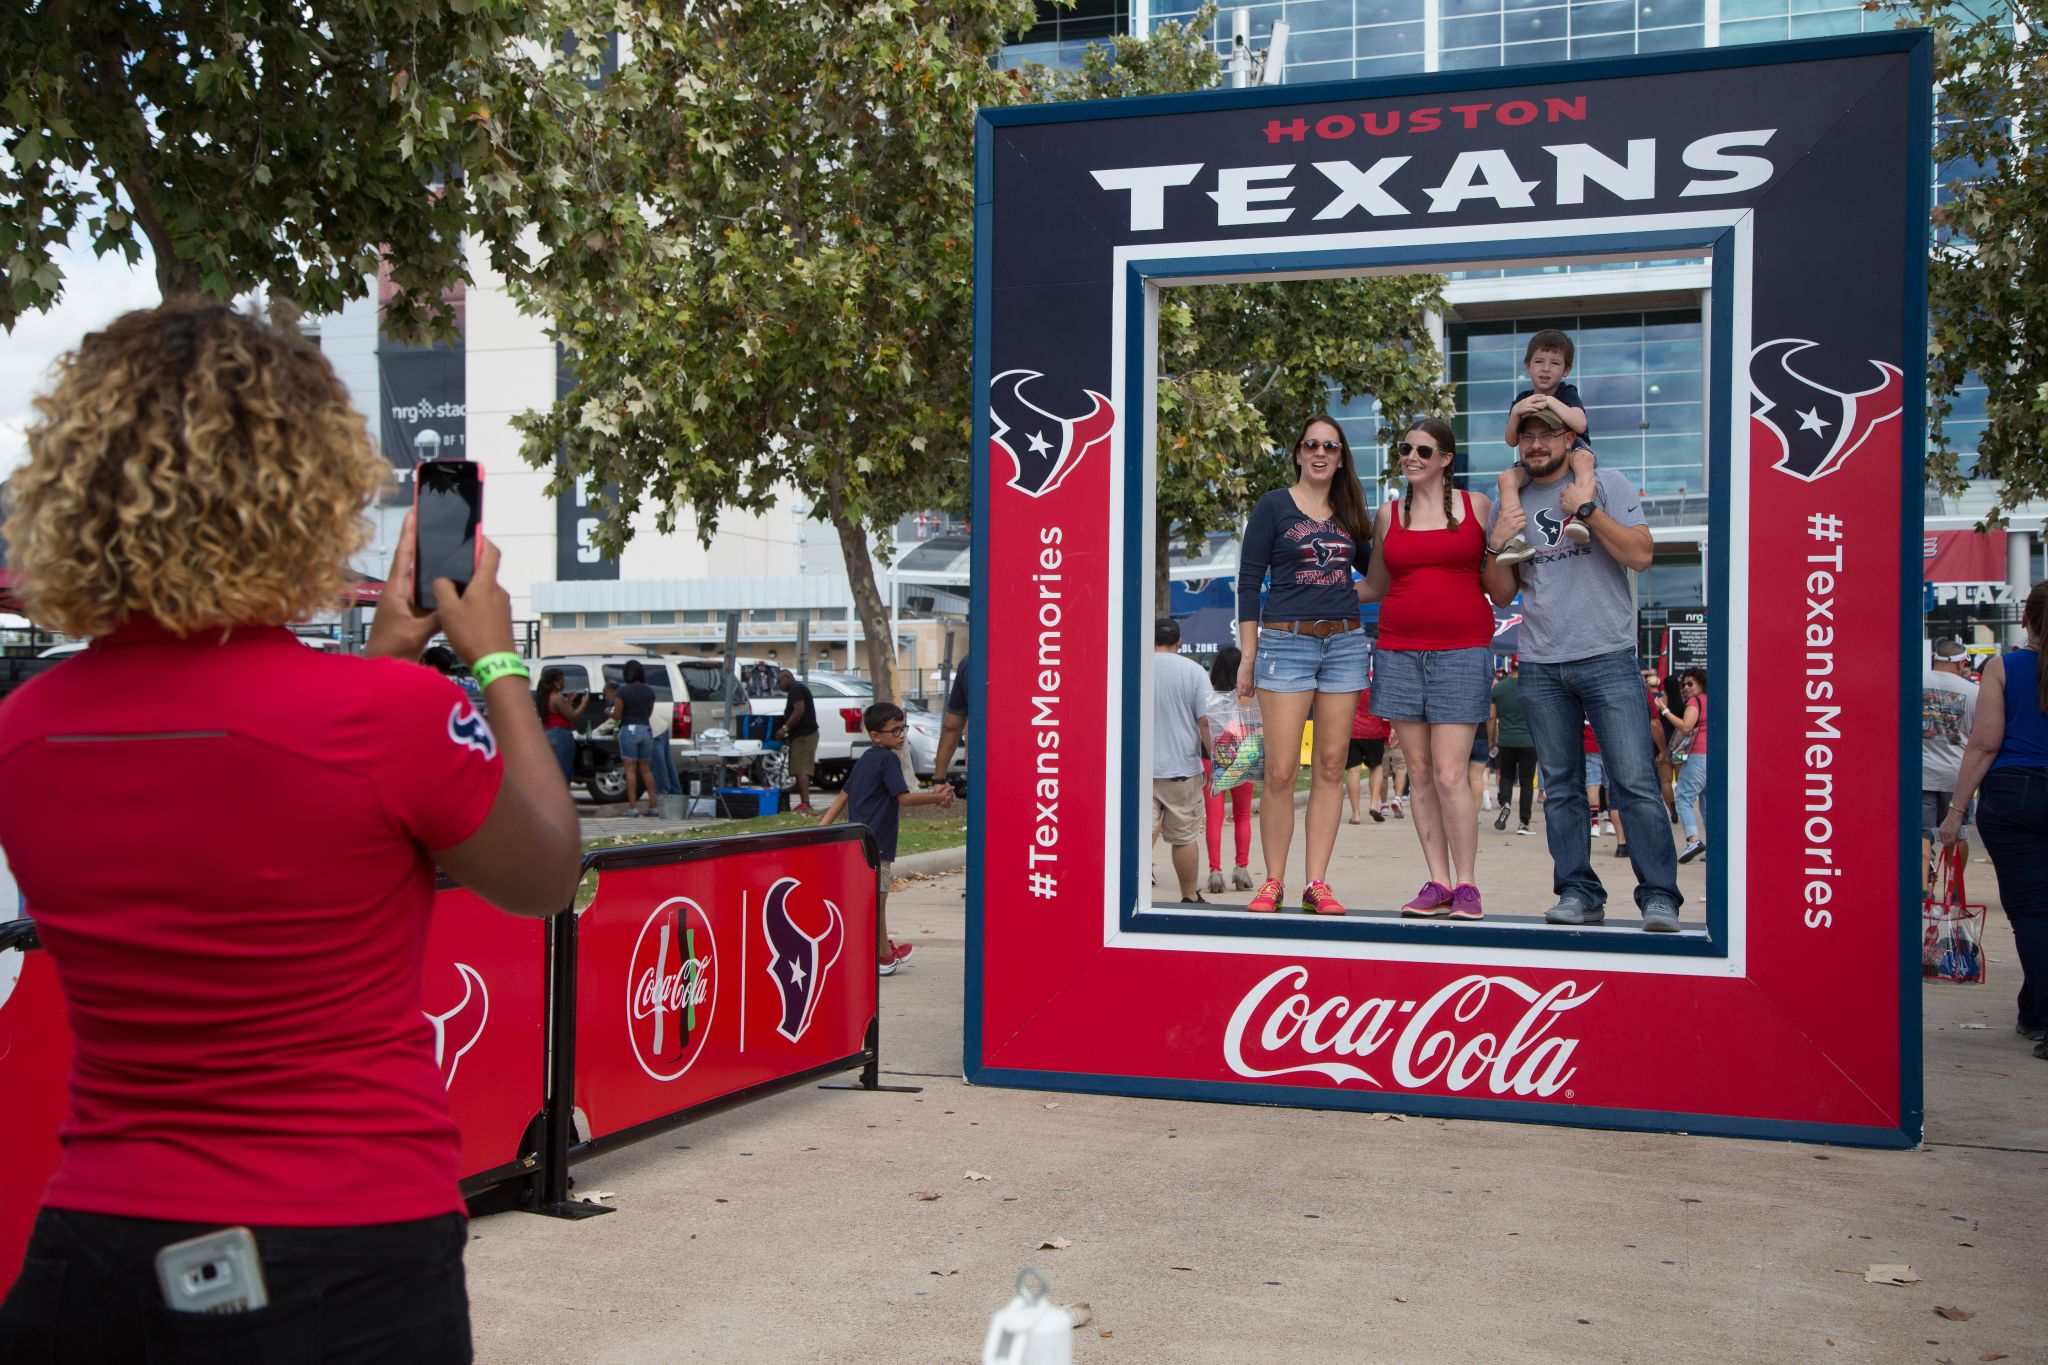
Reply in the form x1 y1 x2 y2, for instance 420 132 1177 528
1254 625 1370 694
1369 647 1491 724
618 723 657 762
1584 751 1606 789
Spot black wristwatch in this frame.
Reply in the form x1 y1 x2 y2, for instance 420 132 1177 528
1574 500 1598 521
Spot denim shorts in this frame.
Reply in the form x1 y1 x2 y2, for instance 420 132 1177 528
1254 625 1370 694
1369 647 1491 724
1584 751 1606 789
618 723 657 762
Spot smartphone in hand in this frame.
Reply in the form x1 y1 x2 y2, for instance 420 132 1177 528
412 459 484 612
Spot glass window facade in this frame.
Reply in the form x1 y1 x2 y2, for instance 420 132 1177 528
1449 309 1705 520
1001 0 1130 69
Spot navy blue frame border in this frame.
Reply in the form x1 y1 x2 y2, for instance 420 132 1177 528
967 31 1930 1150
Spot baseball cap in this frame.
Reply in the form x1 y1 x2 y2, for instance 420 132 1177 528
1517 407 1566 435
1932 637 1967 661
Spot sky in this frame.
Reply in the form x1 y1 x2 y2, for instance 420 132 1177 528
1 235 163 482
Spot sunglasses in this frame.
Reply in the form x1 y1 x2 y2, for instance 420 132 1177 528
878 724 907 736
1395 441 1441 457
1298 438 1344 453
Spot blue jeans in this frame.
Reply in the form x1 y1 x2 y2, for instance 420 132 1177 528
1975 766 2048 1032
545 726 577 783
1674 748 1709 841
649 728 683 796
1519 650 1682 912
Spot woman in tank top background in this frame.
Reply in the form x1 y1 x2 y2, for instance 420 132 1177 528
1939 580 2048 1057
1355 419 1521 920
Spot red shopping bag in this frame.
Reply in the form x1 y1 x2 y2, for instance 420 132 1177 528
1922 844 1987 984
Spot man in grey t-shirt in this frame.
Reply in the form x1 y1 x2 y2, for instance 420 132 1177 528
1152 619 1213 904
1489 412 1682 931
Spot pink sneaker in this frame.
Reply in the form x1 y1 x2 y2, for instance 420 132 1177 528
1447 883 1484 921
888 940 916 964
1401 881 1453 917
1303 880 1347 916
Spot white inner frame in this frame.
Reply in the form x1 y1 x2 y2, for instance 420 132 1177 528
1101 209 1753 979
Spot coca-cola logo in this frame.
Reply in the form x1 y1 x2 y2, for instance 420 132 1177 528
1223 967 1599 1098
627 897 718 1082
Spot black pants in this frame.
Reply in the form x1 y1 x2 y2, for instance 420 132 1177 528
0 1207 471 1364
1496 744 1537 823
1976 766 2048 1034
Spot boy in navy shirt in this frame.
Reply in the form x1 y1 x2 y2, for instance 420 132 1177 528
1494 328 1597 565
819 702 956 974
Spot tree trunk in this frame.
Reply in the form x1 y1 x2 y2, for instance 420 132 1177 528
826 492 898 703
1155 509 1174 619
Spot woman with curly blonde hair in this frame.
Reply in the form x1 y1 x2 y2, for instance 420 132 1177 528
0 302 580 1363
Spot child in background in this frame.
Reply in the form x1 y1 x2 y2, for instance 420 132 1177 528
819 702 956 974
1379 728 1409 819
1494 328 1597 565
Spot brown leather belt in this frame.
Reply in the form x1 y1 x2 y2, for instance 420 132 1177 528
1262 618 1361 638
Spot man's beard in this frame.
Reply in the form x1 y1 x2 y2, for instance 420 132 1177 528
1521 448 1568 479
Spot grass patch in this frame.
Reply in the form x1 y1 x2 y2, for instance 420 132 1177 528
583 809 968 857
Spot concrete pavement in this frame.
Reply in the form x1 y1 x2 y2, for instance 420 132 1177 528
463 853 2046 1363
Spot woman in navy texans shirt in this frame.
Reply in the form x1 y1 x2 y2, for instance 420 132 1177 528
1232 414 1374 916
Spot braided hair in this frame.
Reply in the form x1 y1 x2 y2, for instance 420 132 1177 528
1398 418 1459 531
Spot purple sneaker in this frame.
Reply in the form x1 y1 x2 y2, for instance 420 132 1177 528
1400 881 1454 917
1447 883 1484 921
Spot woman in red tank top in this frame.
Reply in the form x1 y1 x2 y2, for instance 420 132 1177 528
1356 419 1521 920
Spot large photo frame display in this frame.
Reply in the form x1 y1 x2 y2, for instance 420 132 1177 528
966 34 1930 1145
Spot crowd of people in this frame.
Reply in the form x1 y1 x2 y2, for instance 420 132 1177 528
1164 328 1689 929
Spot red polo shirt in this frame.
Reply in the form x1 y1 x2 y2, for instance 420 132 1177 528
0 620 502 1225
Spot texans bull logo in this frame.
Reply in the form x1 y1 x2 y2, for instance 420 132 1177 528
423 962 489 1088
1533 508 1566 548
1749 338 1903 483
989 368 1115 499
762 877 843 1044
447 703 497 761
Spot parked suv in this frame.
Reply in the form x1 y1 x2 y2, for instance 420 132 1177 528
528 653 753 802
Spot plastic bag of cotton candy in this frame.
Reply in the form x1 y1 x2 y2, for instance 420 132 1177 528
1207 692 1263 796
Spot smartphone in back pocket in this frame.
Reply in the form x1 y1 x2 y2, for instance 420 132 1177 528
156 1226 269 1314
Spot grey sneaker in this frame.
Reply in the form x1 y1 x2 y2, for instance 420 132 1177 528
1494 536 1538 565
1641 902 1681 934
1543 899 1605 926
1562 518 1592 545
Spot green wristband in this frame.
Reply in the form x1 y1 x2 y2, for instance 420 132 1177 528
471 651 530 689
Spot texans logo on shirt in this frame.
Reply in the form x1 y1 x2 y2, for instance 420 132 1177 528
447 703 497 761
1748 338 1903 482
989 368 1116 499
762 876 843 1044
1533 508 1566 548
1308 538 1348 568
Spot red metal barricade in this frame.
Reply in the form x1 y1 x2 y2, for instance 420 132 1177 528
556 827 880 1176
423 882 550 1196
0 920 70 1303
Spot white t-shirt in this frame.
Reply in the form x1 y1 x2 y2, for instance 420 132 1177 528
1921 666 1978 793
